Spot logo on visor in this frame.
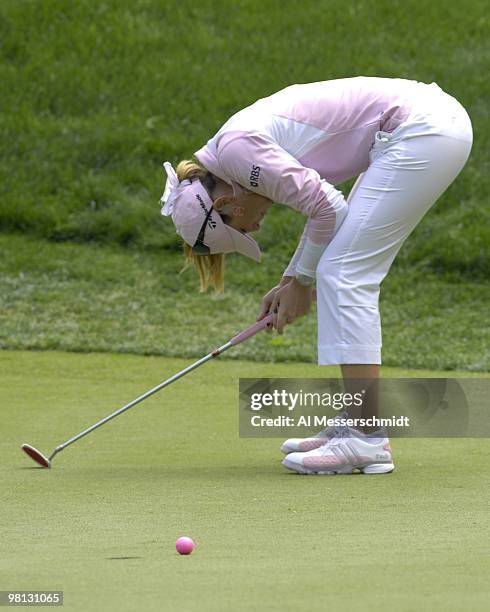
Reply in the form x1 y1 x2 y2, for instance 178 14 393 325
196 193 217 230
196 193 208 213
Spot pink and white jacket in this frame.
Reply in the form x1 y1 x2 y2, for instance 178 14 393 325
195 76 422 277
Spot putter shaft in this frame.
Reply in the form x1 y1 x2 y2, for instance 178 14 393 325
51 341 233 459
24 314 273 467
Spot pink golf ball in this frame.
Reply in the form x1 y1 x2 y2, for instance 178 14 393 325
175 536 195 555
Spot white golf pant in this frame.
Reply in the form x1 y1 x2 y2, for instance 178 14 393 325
316 83 473 365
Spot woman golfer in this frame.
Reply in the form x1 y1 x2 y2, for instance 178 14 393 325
160 76 473 475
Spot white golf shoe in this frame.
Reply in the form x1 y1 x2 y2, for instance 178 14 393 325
280 412 353 455
282 429 395 475
280 424 341 455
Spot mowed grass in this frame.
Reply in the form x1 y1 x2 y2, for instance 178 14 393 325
1 0 489 277
1 0 489 372
2 350 490 612
1 234 489 371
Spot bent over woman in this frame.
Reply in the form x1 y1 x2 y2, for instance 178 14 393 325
160 76 473 475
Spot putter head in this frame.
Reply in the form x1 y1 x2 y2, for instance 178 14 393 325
21 444 51 468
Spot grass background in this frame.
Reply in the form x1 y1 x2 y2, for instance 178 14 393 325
1 0 489 370
2 4 490 610
2 351 490 611
1 233 489 370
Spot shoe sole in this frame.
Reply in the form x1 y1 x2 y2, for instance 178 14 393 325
282 458 395 475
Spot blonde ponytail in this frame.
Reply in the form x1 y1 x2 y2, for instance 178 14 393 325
175 158 225 293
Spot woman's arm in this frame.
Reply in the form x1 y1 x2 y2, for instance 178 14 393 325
283 220 310 278
217 131 348 280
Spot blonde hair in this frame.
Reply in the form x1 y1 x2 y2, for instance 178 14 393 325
175 159 225 293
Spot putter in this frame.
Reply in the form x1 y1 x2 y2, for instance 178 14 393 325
21 314 273 468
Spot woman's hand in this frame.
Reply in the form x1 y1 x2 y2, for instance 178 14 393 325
270 278 314 334
256 276 293 322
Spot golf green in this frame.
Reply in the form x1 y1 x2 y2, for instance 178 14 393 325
2 350 489 611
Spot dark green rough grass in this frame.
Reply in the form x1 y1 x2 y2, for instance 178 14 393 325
0 0 489 278
1 4 489 610
1 234 488 371
0 0 489 370
2 351 490 612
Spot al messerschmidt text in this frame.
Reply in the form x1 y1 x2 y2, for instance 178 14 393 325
250 416 411 427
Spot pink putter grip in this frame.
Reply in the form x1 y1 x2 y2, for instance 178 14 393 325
229 288 315 347
230 314 273 346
